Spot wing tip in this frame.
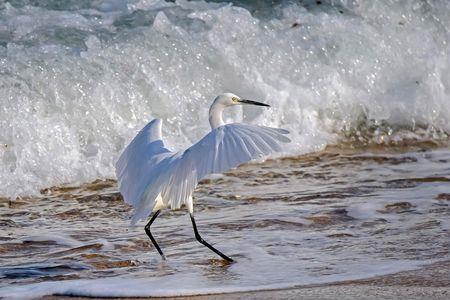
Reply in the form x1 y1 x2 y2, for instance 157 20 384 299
149 118 162 126
275 128 291 143
146 119 163 141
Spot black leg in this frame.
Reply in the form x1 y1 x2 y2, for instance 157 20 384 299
144 210 166 260
190 213 234 262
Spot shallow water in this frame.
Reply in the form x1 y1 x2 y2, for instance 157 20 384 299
1 146 449 298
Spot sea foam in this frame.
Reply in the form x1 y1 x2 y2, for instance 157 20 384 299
0 259 431 299
1 0 449 197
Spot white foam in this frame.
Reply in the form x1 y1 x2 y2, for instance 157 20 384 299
0 259 431 299
19 234 83 247
1 0 450 197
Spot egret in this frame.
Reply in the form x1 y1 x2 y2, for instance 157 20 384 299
115 93 290 262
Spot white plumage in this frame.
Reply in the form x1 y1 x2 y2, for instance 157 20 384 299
116 93 290 225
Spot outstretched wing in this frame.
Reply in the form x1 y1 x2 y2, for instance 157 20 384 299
115 119 172 208
188 123 290 181
159 123 291 214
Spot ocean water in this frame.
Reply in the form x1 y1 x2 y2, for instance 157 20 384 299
1 0 450 298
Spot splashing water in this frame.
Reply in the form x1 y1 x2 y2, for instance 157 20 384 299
1 1 450 197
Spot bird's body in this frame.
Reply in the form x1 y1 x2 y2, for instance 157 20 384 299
116 93 290 261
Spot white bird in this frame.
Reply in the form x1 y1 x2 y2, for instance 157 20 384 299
115 93 290 262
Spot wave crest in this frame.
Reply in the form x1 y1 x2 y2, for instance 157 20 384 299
1 0 449 197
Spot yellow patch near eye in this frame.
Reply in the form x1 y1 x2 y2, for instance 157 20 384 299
232 97 238 102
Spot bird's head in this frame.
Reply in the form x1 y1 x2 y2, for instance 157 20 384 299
214 93 270 108
209 93 270 129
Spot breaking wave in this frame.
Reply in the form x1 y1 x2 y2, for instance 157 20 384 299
1 0 450 197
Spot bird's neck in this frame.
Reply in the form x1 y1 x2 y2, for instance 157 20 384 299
209 102 226 129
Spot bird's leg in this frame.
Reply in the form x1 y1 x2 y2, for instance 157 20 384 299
190 213 234 262
144 210 166 260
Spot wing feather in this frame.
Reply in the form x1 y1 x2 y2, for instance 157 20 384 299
187 123 290 182
115 119 172 209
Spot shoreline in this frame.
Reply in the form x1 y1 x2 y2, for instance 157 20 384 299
43 260 450 299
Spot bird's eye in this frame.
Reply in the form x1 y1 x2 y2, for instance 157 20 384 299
231 97 238 102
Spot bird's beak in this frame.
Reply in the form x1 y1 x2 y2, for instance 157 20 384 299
238 99 270 107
